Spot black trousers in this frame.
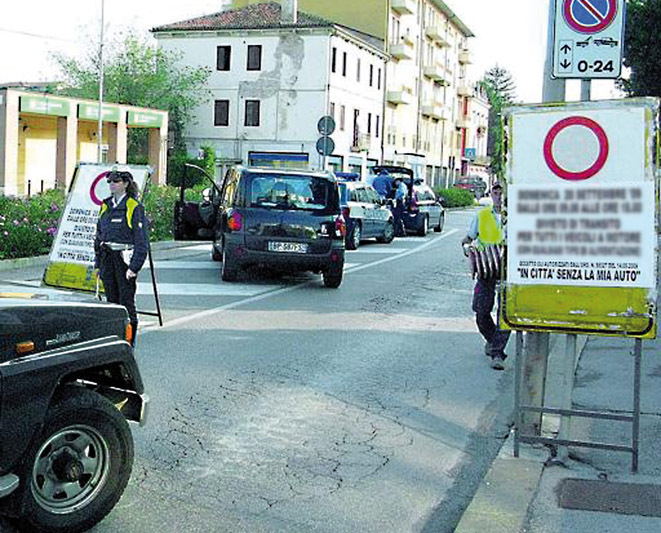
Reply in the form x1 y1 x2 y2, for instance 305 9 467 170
100 251 138 343
472 276 510 358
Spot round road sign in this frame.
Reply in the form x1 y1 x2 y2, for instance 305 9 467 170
563 0 618 34
316 136 335 156
543 116 609 181
317 115 336 136
89 171 112 205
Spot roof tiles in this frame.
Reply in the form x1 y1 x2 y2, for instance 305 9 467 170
151 2 333 32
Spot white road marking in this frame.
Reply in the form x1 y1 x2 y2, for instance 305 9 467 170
141 230 459 334
348 247 407 254
181 243 213 251
137 282 280 296
146 261 219 269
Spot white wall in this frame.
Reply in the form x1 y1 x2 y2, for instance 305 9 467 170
157 28 386 174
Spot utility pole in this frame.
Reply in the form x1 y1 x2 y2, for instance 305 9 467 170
520 0 566 437
97 0 105 163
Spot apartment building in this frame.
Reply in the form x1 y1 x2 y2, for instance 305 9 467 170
234 0 490 187
152 2 387 178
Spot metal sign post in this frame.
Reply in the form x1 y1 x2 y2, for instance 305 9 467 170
317 115 336 171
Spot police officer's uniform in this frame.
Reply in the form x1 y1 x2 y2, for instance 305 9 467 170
94 193 149 342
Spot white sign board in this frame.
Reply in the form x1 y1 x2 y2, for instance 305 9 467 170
43 163 150 292
553 0 625 79
507 103 655 288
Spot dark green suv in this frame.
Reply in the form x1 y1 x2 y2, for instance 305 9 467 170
0 295 147 532
174 165 346 288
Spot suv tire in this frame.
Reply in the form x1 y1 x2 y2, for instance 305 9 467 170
15 386 133 533
221 247 239 282
211 243 222 262
347 222 361 250
322 260 343 288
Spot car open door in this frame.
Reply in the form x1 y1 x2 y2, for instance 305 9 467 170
173 164 223 241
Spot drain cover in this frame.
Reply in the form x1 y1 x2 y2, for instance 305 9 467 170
558 478 661 517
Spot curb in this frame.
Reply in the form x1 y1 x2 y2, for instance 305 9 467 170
455 335 589 532
0 240 205 273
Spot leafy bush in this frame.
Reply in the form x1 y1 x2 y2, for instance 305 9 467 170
167 145 216 188
0 184 202 261
142 184 203 242
434 188 475 208
0 189 65 260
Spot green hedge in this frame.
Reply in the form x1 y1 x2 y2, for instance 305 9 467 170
0 185 202 261
167 145 216 188
0 189 65 260
143 184 202 242
434 188 475 208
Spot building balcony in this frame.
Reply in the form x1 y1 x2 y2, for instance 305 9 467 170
456 117 470 129
350 133 371 152
424 25 449 46
386 89 414 105
458 48 472 64
391 0 416 15
457 84 472 97
423 64 450 85
390 40 414 60
474 154 491 166
421 102 447 120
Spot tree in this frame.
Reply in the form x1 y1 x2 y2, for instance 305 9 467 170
482 65 517 105
53 30 211 181
620 0 661 97
481 65 518 180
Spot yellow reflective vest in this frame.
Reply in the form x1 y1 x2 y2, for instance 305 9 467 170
476 207 504 249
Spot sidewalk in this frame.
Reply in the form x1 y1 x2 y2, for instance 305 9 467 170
456 330 661 532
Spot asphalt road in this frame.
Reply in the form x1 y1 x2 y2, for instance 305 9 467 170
1 210 514 532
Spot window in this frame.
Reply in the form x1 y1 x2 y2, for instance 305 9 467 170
367 112 372 134
214 100 230 126
342 52 347 77
247 45 262 71
331 47 337 73
377 68 381 90
217 46 231 71
369 64 374 87
330 102 335 120
244 100 260 127
376 115 380 138
356 58 361 82
340 105 346 131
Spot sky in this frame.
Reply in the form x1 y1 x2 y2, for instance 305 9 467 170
0 0 620 103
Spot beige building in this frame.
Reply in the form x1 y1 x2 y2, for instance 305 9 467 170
0 88 169 196
233 0 490 188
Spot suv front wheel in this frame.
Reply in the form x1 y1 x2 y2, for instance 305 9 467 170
15 387 133 533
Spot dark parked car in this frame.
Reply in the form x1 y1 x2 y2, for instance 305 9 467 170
367 166 445 236
174 165 346 288
338 179 395 249
453 176 487 198
0 295 147 533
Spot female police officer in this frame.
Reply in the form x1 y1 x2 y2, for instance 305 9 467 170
94 170 149 345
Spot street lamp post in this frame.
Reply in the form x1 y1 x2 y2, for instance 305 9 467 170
97 0 105 163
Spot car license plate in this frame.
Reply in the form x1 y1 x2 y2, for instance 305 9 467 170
267 241 308 253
